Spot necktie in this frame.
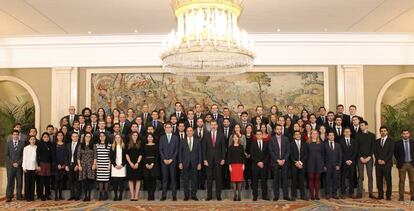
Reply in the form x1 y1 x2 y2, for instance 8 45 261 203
70 115 74 125
214 114 217 120
337 128 341 136
381 138 385 147
355 127 358 133
296 140 301 160
173 125 176 133
330 122 333 128
181 133 184 140
330 142 334 151
189 138 193 152
153 120 156 127
80 124 83 131
225 128 228 138
176 112 179 118
190 120 193 128
121 123 124 132
198 128 202 138
405 141 411 162
167 134 171 144
277 138 281 158
322 116 325 123
13 141 18 151
346 138 350 147
144 113 147 120
259 140 262 151
212 131 216 147
71 142 76 163
243 122 246 128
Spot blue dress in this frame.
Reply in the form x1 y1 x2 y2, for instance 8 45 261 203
306 142 324 173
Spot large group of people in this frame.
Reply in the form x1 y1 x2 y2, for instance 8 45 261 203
4 103 414 203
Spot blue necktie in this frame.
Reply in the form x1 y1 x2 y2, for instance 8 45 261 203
167 134 171 144
405 141 411 162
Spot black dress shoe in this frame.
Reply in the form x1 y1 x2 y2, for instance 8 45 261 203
291 197 296 201
172 197 177 201
377 196 384 200
192 197 199 201
206 197 212 201
332 195 339 199
301 197 309 201
315 196 320 200
253 197 258 201
6 198 12 202
160 197 166 201
217 196 222 201
184 197 189 201
263 197 270 201
310 196 315 200
386 197 391 201
273 197 279 201
369 194 375 199
399 197 404 201
284 197 292 201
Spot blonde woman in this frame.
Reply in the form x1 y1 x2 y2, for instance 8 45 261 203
110 134 127 201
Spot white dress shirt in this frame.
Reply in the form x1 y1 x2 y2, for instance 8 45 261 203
22 145 38 170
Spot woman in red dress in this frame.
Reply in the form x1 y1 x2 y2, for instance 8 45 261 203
227 135 246 201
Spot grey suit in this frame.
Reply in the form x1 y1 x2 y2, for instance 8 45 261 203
5 139 25 199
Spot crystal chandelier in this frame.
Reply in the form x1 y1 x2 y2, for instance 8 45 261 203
161 0 255 75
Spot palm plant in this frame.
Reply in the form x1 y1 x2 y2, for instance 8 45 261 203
381 97 414 140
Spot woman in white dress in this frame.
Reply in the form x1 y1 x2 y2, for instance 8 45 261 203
110 134 127 201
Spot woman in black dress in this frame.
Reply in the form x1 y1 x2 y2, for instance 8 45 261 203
142 133 159 200
126 131 143 201
36 132 53 201
307 130 324 200
53 131 66 200
244 124 254 190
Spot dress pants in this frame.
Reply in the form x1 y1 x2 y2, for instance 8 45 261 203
357 159 373 196
24 170 36 201
398 163 414 198
183 164 198 198
67 164 81 199
326 167 340 197
161 162 177 198
291 167 306 198
251 164 268 199
272 164 289 198
206 159 222 198
341 162 355 195
6 166 22 199
376 164 392 198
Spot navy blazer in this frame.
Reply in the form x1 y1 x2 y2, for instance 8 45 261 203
179 136 202 168
395 139 414 169
159 134 180 163
324 141 342 168
269 135 290 163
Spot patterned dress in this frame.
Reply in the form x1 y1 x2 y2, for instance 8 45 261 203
77 144 96 180
95 143 112 182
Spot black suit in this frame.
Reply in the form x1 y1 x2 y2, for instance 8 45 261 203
339 137 357 196
203 130 226 199
250 140 269 199
140 113 152 127
64 141 80 199
148 120 164 139
350 125 362 139
195 126 208 189
316 116 327 127
174 111 187 122
374 137 395 198
337 114 350 127
159 134 180 198
395 139 414 169
119 120 131 136
63 114 79 130
269 136 290 199
179 136 202 198
290 140 308 199
333 126 344 142
185 119 197 130
324 141 342 197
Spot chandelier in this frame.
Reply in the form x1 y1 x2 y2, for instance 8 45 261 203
161 0 255 75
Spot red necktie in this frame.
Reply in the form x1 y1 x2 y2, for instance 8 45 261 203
212 131 216 147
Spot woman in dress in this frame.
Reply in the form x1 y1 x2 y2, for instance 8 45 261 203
229 124 246 148
269 105 282 118
319 125 328 143
227 135 246 201
60 125 69 144
105 115 114 133
297 119 305 133
307 130 324 200
126 131 143 201
95 132 111 200
36 132 53 201
259 123 271 143
303 123 313 143
244 124 254 190
53 131 66 200
77 132 96 201
97 107 106 122
300 109 310 125
111 134 127 201
142 133 159 201
285 117 293 137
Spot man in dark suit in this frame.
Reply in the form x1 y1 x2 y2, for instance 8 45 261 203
170 115 179 135
251 130 270 201
177 122 187 141
89 113 98 133
159 122 180 201
316 106 327 127
5 130 24 202
203 120 226 201
194 104 205 120
325 111 336 131
269 124 291 201
220 107 237 128
210 104 223 123
93 120 111 144
251 106 269 125
174 102 187 122
375 126 395 200
179 127 202 201
195 118 207 189
140 104 152 126
333 116 344 142
66 120 81 141
339 127 358 198
324 131 342 199
284 105 299 124
290 131 308 201
221 118 232 189
394 129 414 201
185 110 197 130
64 132 81 200
119 113 131 136
350 116 362 138
336 104 350 128
277 116 290 137
150 110 164 139
63 105 79 130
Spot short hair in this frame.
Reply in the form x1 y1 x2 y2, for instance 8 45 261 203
12 130 19 134
237 104 244 108
379 126 388 131
401 129 410 133
318 106 326 111
335 116 343 121
327 131 335 135
175 102 182 106
178 121 185 126
336 104 344 108
349 105 357 109
241 111 248 116
255 130 263 134
327 111 335 115
13 123 22 128
46 124 54 129
360 120 368 125
293 130 301 135
164 121 172 127
343 127 351 131
256 105 263 110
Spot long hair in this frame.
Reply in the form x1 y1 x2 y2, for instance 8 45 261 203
81 132 94 150
97 132 109 148
112 134 125 151
128 131 141 150
310 129 321 144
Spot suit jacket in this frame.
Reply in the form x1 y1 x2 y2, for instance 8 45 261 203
374 137 395 166
173 111 187 122
140 112 152 126
350 125 362 138
159 134 180 163
339 137 358 164
333 126 344 142
284 114 299 123
63 114 80 128
250 140 269 165
119 120 131 136
64 141 80 167
211 113 223 123
7 134 28 143
316 116 327 127
324 141 342 168
179 136 202 168
269 135 290 163
110 146 127 167
185 119 197 130
251 115 269 126
5 140 24 167
221 126 233 147
289 140 308 166
195 112 205 121
337 114 350 127
203 130 226 164
137 124 147 137
395 139 414 169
